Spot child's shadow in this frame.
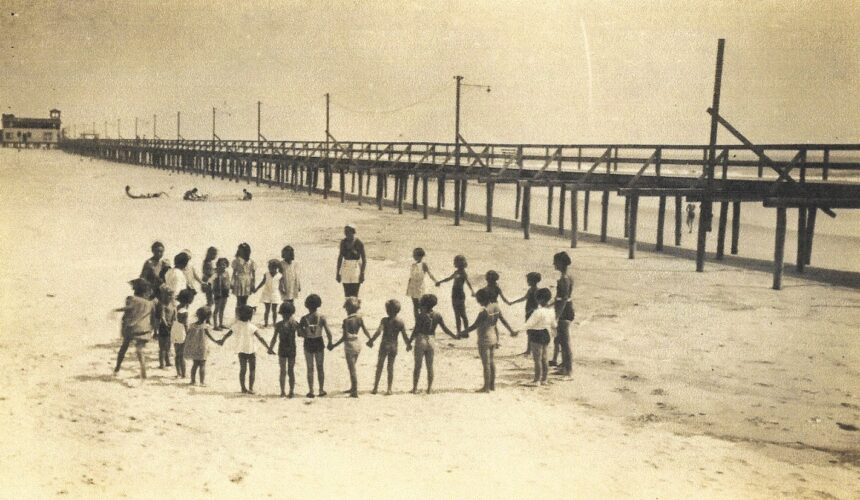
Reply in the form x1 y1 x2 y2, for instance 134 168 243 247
74 373 136 389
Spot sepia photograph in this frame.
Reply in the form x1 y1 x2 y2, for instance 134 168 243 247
1 0 858 498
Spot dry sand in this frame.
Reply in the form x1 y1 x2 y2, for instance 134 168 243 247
0 149 858 498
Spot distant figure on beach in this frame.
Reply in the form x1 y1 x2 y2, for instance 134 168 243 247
183 188 207 201
336 224 366 297
686 203 696 233
241 189 253 201
125 185 167 199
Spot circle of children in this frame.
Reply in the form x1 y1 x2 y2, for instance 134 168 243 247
114 225 576 398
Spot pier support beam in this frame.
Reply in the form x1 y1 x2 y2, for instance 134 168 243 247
583 191 590 231
805 207 817 265
422 176 429 219
730 202 740 254
485 181 494 232
558 185 566 235
570 188 579 248
437 175 445 212
796 207 807 272
623 196 630 238
357 171 363 206
773 207 787 290
628 195 639 259
716 201 729 260
514 183 521 220
547 186 554 225
454 177 461 225
600 191 609 242
656 195 666 251
340 169 346 203
522 182 531 240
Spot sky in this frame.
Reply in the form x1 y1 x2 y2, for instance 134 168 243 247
1 0 858 144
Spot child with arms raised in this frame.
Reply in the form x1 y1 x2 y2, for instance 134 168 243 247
367 299 408 395
435 255 475 338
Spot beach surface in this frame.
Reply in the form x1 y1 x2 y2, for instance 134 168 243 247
0 148 858 498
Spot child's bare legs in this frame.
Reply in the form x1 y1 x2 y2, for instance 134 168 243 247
314 351 325 396
175 343 186 377
134 340 147 380
386 353 396 394
238 353 256 393
453 301 468 337
114 336 132 373
412 298 420 324
489 347 496 390
304 348 315 397
372 350 385 394
190 360 206 384
478 346 491 392
279 355 295 397
345 352 359 397
235 296 248 317
215 298 226 328
425 349 434 393
270 304 277 326
539 344 548 383
263 303 276 326
412 348 423 393
549 336 560 366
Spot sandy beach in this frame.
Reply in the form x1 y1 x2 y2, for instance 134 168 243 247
0 148 858 498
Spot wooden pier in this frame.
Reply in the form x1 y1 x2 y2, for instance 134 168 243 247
58 40 860 289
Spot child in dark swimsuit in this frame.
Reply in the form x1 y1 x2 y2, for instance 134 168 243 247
298 294 333 398
269 302 299 398
508 272 542 356
330 297 372 398
435 255 474 338
408 294 458 394
479 270 510 305
367 299 408 395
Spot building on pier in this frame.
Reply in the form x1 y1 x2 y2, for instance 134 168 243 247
1 109 62 148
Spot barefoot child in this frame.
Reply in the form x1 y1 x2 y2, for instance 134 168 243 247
298 294 334 398
172 288 196 378
435 255 475 338
113 279 157 379
408 294 458 394
462 289 516 392
201 247 218 307
269 302 299 398
519 288 554 385
255 259 283 327
279 245 301 306
209 258 231 330
367 299 408 395
406 248 438 323
508 272 542 356
184 307 220 386
553 252 575 377
480 270 510 306
155 287 175 369
218 305 269 394
231 243 256 312
330 297 372 398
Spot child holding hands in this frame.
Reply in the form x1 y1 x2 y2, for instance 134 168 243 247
329 297 372 398
298 294 334 398
218 305 270 394
184 307 221 386
462 289 516 392
367 299 409 395
269 302 300 398
408 294 458 394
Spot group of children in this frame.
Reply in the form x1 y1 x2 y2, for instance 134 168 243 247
115 239 576 397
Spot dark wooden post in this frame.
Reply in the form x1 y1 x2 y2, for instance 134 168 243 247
340 169 346 203
623 196 631 238
730 202 741 254
583 191 590 231
357 171 363 206
351 171 356 193
674 196 682 246
522 182 531 240
628 195 639 259
453 176 461 225
773 207 787 290
656 195 666 251
600 191 609 242
805 207 817 265
377 173 384 211
460 179 468 216
514 183 521 219
437 175 445 212
323 166 330 199
796 207 807 272
570 188 578 248
412 174 418 210
547 185 554 225
422 176 429 219
485 181 494 232
715 201 729 259
397 174 405 214
558 184 566 235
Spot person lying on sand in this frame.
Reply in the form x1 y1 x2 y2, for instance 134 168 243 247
125 185 167 199
182 188 208 201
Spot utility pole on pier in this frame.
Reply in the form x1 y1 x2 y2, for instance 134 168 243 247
104 121 108 139
696 38 725 272
177 111 181 140
257 101 262 141
117 119 121 139
135 117 138 139
454 75 463 225
212 107 216 141
153 114 157 139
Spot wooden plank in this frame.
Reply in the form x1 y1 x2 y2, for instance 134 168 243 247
763 198 860 208
774 207 787 290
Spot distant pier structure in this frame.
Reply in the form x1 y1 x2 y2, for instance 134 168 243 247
56 40 860 289
2 109 62 148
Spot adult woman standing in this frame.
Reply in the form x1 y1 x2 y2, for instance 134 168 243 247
553 251 574 377
336 224 366 297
